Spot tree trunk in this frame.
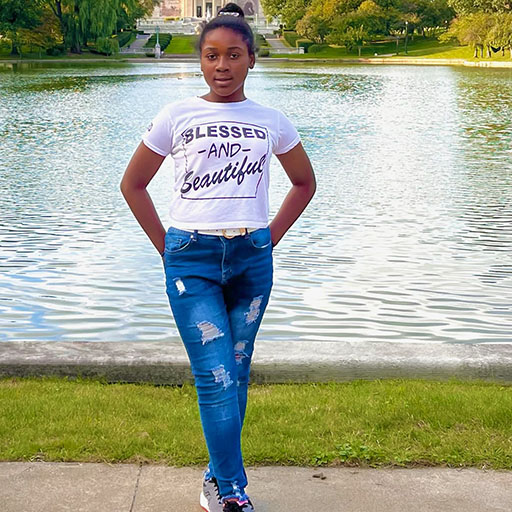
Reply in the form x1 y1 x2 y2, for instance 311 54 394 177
480 45 484 58
510 45 512 59
358 45 361 57
9 33 20 56
487 45 491 58
474 46 478 58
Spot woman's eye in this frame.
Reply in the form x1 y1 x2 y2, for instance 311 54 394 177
207 54 216 60
231 53 240 59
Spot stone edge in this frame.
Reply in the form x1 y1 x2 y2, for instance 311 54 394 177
1 341 512 384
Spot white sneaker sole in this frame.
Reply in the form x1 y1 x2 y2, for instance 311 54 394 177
200 491 210 512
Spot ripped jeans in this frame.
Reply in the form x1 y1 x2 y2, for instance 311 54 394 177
162 225 273 501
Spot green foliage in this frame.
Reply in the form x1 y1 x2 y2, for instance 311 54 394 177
0 0 44 55
307 43 329 52
296 14 331 42
447 0 510 16
46 43 66 55
261 0 457 47
441 11 512 58
144 33 172 51
283 30 303 46
255 33 270 47
261 0 312 29
296 38 316 51
258 48 271 56
114 30 135 47
328 23 370 54
94 36 119 55
45 0 155 54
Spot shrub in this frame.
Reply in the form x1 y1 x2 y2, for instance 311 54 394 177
255 33 269 47
144 33 172 51
145 52 155 57
258 48 270 57
296 39 315 53
283 31 303 47
115 31 134 48
94 37 119 56
308 43 328 53
46 44 66 56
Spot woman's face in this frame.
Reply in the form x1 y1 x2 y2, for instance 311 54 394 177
200 27 255 103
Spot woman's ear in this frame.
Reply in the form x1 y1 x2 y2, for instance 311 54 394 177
249 54 255 69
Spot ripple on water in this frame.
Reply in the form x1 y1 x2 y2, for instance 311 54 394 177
1 63 512 343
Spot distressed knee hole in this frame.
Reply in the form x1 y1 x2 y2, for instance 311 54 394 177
211 364 233 390
234 340 250 365
245 295 263 325
197 321 224 345
173 277 186 295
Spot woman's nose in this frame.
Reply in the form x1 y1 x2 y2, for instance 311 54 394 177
216 56 230 70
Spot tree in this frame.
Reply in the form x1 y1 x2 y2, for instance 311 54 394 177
0 0 44 55
447 0 511 15
488 11 512 57
260 0 312 29
441 11 494 56
18 4 62 56
296 13 331 42
328 17 371 55
117 0 158 32
45 0 155 53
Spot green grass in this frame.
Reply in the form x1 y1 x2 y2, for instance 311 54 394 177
270 36 512 62
164 35 198 55
1 376 511 469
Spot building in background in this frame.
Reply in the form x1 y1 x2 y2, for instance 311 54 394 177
152 0 264 20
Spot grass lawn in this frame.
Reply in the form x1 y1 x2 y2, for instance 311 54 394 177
1 376 511 469
165 35 198 55
271 36 512 63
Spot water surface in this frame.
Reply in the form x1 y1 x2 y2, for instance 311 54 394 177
1 61 511 343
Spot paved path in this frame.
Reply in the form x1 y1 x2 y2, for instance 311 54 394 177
120 34 151 54
265 37 296 54
1 462 511 511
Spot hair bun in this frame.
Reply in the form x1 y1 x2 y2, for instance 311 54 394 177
218 2 244 18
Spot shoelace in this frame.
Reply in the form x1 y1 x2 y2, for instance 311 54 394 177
206 476 222 501
222 499 245 511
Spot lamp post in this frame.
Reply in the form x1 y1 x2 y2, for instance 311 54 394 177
155 25 161 59
404 21 409 55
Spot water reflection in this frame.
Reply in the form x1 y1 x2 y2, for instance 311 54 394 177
1 62 511 343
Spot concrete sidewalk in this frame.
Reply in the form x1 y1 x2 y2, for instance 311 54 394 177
1 462 511 512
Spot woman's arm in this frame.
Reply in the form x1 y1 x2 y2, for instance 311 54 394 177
270 141 316 247
119 142 167 256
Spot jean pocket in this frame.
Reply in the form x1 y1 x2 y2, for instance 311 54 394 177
249 227 272 249
164 231 193 254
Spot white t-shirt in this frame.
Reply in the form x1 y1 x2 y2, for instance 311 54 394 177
141 96 301 230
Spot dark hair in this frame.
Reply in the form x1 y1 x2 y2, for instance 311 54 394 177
197 3 256 57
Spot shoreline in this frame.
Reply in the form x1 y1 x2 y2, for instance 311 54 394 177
2 55 512 68
2 340 512 384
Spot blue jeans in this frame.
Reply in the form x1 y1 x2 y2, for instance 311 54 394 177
162 226 273 501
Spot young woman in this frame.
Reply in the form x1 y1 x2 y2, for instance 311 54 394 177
120 4 316 511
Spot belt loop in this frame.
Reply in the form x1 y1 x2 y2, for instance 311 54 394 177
192 229 198 241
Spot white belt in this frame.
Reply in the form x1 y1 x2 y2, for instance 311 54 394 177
196 227 258 239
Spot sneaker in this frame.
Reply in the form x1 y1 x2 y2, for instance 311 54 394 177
200 474 223 512
222 497 255 512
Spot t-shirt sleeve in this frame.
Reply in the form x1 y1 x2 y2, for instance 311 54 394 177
141 105 173 157
274 110 301 155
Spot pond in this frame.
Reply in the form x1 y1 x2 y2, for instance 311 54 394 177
1 60 511 343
